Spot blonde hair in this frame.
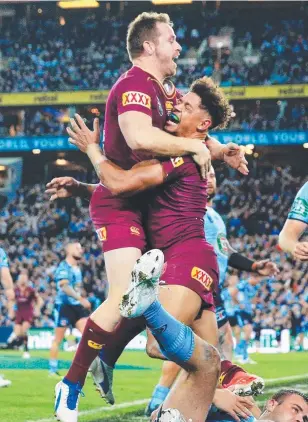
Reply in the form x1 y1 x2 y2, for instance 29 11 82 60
126 12 172 61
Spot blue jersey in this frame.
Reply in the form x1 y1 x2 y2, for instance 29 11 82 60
237 279 255 315
54 260 82 306
288 181 308 225
221 288 238 317
204 206 228 288
0 248 9 269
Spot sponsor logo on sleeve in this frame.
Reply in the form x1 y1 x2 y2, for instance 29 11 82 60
87 340 104 350
122 91 151 109
165 100 174 114
96 227 107 241
171 157 184 168
130 226 140 236
290 197 308 219
191 266 213 291
217 233 229 255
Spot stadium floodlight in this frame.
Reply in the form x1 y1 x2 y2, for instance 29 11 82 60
152 0 192 4
303 143 308 149
57 0 99 9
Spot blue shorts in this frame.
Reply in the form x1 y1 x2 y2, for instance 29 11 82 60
207 408 255 422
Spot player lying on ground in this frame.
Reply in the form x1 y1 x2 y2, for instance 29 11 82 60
49 242 91 377
205 388 308 422
144 166 278 417
279 181 308 261
48 79 249 422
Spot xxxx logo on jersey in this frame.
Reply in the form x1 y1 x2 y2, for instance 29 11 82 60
171 157 184 168
191 266 213 291
122 91 151 109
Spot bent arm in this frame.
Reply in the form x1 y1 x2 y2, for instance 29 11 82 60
87 144 167 196
78 183 98 199
279 218 307 254
59 280 82 302
119 112 204 156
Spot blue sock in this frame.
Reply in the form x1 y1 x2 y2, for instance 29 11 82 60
49 359 58 373
235 341 242 356
149 384 170 410
143 300 195 365
242 340 248 360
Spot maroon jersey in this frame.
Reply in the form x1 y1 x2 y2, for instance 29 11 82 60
104 66 179 169
15 286 35 313
146 156 210 251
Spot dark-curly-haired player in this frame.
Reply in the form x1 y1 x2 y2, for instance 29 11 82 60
48 76 248 422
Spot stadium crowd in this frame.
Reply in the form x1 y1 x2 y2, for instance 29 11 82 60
1 99 308 137
0 8 307 94
0 165 307 349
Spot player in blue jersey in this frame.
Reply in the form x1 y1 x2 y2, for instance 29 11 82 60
230 276 258 364
0 247 14 387
206 388 308 422
146 167 279 418
49 242 91 377
279 181 308 261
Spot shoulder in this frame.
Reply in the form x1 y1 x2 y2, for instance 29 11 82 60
115 67 154 95
55 261 69 277
296 181 308 199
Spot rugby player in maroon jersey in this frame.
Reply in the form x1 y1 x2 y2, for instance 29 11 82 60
48 76 248 421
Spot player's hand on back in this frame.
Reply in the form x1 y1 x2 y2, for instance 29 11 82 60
79 297 91 310
293 241 308 261
222 143 249 176
45 177 80 201
213 388 254 422
191 142 211 179
67 114 100 153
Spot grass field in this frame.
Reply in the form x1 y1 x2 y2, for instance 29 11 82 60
0 350 307 422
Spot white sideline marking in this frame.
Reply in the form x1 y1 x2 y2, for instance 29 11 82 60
29 373 308 422
265 373 308 383
27 399 149 422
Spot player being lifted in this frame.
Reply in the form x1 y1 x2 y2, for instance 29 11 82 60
49 242 91 377
144 166 279 417
48 76 248 422
50 11 247 422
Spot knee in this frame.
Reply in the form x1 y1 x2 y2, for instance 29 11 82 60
200 342 221 374
146 339 161 359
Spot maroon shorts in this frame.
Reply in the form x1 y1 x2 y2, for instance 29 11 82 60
15 309 34 325
161 239 219 312
89 184 147 253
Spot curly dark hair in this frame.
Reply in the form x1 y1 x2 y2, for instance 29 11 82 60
190 77 232 130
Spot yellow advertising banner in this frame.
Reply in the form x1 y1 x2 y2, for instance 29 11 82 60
0 85 307 106
0 90 109 106
223 84 308 100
